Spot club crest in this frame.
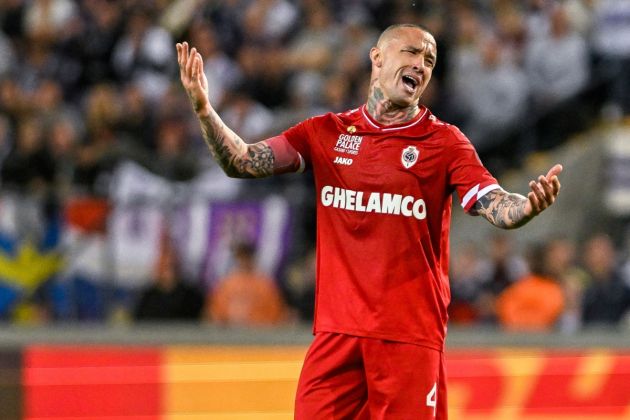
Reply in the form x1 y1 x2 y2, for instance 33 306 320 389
401 146 419 169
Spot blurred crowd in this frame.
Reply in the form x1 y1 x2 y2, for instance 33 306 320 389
450 231 630 332
0 0 629 329
1 0 629 194
135 228 630 332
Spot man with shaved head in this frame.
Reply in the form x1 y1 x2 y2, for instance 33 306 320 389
177 23 562 419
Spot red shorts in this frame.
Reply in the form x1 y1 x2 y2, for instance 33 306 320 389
295 332 448 419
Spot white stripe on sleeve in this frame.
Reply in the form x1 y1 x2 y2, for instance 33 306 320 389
461 183 501 209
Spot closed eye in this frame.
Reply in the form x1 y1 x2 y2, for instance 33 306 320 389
402 49 436 66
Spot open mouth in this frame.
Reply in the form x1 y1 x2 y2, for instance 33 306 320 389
402 75 418 91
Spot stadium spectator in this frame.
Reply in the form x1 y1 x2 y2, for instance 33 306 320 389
0 30 16 77
591 0 630 116
75 82 151 193
544 237 589 333
460 34 529 154
524 4 589 112
47 114 81 197
135 231 204 321
1 116 54 193
0 116 11 162
69 0 122 89
496 242 565 331
18 42 76 95
31 78 62 119
581 233 630 326
285 2 340 74
335 16 378 78
282 247 316 322
73 83 121 193
449 242 488 325
477 233 529 324
445 5 484 126
189 20 242 109
494 2 528 64
23 0 78 46
321 74 354 113
522 4 594 152
150 117 198 181
0 0 26 41
116 83 155 151
206 242 289 327
111 5 175 103
241 0 298 46
0 78 28 121
220 86 275 144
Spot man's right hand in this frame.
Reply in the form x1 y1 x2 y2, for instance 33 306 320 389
176 42 211 116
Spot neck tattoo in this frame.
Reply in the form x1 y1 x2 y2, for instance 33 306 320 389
366 83 419 125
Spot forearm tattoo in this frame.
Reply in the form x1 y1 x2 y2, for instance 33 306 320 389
470 190 532 229
199 111 274 178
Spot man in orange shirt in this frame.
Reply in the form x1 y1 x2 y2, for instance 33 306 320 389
207 242 289 326
496 242 565 331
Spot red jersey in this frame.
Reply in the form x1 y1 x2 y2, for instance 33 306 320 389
279 105 498 350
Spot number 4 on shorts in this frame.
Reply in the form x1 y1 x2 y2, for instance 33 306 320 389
426 382 437 417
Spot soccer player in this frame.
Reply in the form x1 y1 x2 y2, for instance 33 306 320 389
177 23 562 419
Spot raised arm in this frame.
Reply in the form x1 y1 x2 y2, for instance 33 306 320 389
176 42 274 178
471 164 563 229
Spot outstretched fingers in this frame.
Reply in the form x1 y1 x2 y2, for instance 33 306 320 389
528 180 545 214
546 163 563 179
191 51 198 79
176 42 191 85
538 175 555 203
545 163 563 197
195 52 207 90
550 175 561 196
176 42 202 85
194 52 203 80
527 163 563 215
185 47 197 79
176 42 188 69
527 190 541 214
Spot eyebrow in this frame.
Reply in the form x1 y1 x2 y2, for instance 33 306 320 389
403 45 437 60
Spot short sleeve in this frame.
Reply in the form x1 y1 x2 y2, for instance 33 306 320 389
446 128 500 212
264 134 303 174
281 119 313 168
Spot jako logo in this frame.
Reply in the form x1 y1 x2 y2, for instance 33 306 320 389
334 156 353 165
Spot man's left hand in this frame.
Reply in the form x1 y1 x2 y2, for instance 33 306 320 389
524 164 563 217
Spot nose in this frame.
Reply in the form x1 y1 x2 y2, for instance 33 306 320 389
412 58 425 73
412 61 425 75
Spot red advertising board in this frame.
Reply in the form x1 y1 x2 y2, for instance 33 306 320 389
21 346 630 419
23 346 162 419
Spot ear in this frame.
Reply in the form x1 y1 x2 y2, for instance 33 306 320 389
369 47 382 68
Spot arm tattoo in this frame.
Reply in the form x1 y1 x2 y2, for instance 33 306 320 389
242 143 274 177
470 190 532 229
198 110 274 178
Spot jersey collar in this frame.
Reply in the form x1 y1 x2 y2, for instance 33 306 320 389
360 104 428 132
